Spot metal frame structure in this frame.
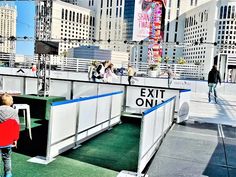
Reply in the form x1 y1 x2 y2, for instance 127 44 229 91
35 0 53 96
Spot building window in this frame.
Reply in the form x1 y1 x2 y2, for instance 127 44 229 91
190 0 193 6
232 6 235 18
176 10 179 20
175 22 178 32
80 13 82 23
220 6 223 19
168 0 171 7
101 0 103 8
65 10 68 20
166 33 169 42
61 9 64 19
73 12 75 22
167 22 170 31
174 33 177 42
69 11 72 21
177 0 180 8
168 9 171 19
228 6 231 18
223 6 227 19
116 7 118 17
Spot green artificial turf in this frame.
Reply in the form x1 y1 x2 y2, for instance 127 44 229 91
63 120 141 172
12 116 140 176
16 118 49 157
13 95 66 120
7 152 118 177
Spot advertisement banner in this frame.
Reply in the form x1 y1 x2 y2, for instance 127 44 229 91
132 0 164 62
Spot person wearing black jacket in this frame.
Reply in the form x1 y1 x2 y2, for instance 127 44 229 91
208 65 221 103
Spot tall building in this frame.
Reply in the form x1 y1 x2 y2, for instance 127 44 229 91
36 0 96 55
75 0 126 52
70 0 165 63
0 4 17 54
164 0 236 79
163 0 211 62
37 0 165 63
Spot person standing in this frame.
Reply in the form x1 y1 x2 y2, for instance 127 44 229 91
161 65 174 88
127 64 135 85
0 94 20 177
88 61 97 82
95 61 110 82
104 63 117 83
208 65 221 103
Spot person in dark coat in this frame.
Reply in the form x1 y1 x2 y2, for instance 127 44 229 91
208 65 221 103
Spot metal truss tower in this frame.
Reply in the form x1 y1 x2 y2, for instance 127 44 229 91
35 0 52 97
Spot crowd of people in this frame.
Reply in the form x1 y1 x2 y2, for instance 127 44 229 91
88 61 175 86
88 60 126 83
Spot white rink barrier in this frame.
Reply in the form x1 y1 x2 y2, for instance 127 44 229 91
137 96 176 175
0 74 191 123
45 91 123 162
125 86 191 123
178 89 191 123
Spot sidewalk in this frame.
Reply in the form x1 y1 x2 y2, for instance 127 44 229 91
190 93 236 126
146 121 236 177
146 91 236 177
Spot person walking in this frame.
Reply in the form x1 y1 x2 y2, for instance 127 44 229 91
208 65 221 103
127 64 135 85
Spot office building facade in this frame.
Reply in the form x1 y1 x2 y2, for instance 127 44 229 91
163 0 236 78
36 0 95 55
0 5 16 54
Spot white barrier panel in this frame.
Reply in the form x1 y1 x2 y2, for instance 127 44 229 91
96 96 111 124
46 91 123 162
77 99 97 132
2 76 24 93
73 82 98 99
177 89 191 123
98 84 124 95
50 80 71 99
111 93 123 118
1 73 235 98
25 78 37 95
138 96 176 174
48 102 78 158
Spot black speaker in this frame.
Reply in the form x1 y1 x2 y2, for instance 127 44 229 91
35 41 59 54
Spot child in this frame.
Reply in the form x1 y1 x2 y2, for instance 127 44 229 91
0 94 19 177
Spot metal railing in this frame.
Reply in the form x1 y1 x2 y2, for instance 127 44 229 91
0 54 203 79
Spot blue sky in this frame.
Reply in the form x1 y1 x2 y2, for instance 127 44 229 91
1 1 35 55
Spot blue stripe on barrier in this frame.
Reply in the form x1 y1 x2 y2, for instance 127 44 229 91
52 91 123 106
143 96 176 116
179 89 191 93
